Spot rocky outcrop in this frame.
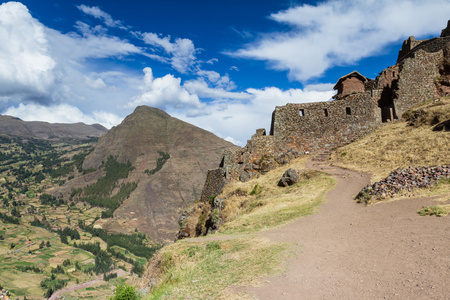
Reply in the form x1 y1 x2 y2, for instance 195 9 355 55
356 165 450 203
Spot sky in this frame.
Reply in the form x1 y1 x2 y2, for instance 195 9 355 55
1 0 450 146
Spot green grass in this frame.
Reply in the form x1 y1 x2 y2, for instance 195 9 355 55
418 205 450 217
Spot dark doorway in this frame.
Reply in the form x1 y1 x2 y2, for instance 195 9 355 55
378 81 398 122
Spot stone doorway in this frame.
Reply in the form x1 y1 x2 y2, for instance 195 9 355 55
378 83 398 122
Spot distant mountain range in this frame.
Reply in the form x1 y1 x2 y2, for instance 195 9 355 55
0 115 107 140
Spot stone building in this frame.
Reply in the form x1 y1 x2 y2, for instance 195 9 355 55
199 21 450 200
178 21 450 239
333 71 371 100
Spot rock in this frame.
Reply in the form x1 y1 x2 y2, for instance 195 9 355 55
278 168 299 187
356 165 450 202
239 170 251 182
213 197 224 209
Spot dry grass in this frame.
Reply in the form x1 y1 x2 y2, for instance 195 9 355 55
216 157 334 234
145 237 288 299
139 157 336 299
333 120 449 182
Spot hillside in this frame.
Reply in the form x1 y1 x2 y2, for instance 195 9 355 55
58 106 237 242
134 102 449 299
0 137 158 299
333 97 450 181
0 115 107 140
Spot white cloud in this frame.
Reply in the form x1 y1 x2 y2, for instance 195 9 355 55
139 32 197 73
206 58 218 64
231 0 450 82
77 5 127 30
0 1 142 109
3 103 121 128
91 110 123 128
183 78 249 100
85 77 107 90
0 2 56 102
47 27 141 61
128 67 207 117
195 70 237 90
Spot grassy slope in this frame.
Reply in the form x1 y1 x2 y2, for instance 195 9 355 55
138 98 450 299
333 98 450 182
137 157 336 299
333 98 450 213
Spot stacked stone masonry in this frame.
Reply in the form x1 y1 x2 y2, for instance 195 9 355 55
198 22 450 205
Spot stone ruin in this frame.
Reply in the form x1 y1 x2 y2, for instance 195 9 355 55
198 21 450 206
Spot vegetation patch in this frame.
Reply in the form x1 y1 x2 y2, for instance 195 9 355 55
145 151 170 175
147 237 288 299
74 156 137 217
418 205 450 217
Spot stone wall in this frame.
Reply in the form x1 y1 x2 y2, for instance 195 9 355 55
395 48 443 117
398 36 428 61
271 93 380 152
338 76 367 98
199 168 227 203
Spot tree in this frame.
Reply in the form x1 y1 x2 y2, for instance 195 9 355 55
110 284 139 300
39 241 45 249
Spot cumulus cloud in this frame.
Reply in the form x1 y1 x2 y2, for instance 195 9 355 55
3 103 121 128
0 0 142 110
196 70 237 90
139 32 197 73
0 2 56 102
231 0 450 81
78 4 127 30
128 67 207 117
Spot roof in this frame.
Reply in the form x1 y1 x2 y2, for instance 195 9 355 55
333 71 370 90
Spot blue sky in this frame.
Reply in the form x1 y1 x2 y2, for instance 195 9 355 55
1 0 450 145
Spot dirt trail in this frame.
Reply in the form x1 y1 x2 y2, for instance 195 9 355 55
238 157 449 299
49 278 102 300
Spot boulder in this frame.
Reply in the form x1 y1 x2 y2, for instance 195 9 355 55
239 170 251 182
278 168 299 187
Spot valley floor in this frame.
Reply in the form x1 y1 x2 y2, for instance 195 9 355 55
235 157 449 299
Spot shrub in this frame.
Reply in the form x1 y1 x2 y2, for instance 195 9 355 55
110 284 139 300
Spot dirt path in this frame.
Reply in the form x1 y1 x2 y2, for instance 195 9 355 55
237 157 450 299
49 277 102 300
48 269 127 300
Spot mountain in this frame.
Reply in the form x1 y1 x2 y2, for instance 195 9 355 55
75 106 237 242
0 115 107 140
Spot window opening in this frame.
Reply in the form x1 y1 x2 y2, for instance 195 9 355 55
346 107 352 115
299 109 305 117
324 109 329 117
